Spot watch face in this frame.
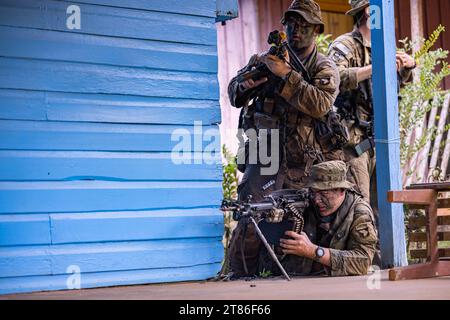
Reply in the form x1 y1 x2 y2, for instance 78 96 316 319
316 247 325 258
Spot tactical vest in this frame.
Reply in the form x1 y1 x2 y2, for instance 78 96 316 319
238 51 344 182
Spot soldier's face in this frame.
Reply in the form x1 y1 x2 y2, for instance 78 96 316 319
311 188 346 216
284 14 317 50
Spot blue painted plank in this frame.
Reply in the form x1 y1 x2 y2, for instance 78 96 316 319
68 0 216 17
0 181 222 214
0 0 217 46
50 208 223 244
0 263 221 294
52 239 222 275
0 246 53 278
0 214 50 246
0 27 217 73
0 58 219 100
371 0 407 268
0 90 47 121
0 238 222 277
0 120 220 152
0 151 222 181
0 89 221 125
216 0 239 22
0 209 223 246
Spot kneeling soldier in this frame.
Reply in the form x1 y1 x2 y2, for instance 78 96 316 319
250 161 378 277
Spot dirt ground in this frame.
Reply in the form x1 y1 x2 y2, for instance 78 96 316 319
1 270 450 300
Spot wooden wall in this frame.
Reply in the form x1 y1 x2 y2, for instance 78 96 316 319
217 0 260 155
395 0 412 42
0 0 223 294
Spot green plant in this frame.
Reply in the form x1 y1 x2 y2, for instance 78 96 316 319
217 145 239 277
398 25 450 180
222 144 238 201
398 25 450 262
316 34 333 55
259 268 273 278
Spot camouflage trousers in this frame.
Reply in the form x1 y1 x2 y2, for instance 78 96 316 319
344 147 376 203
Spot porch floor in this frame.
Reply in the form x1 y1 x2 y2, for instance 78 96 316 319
2 270 450 300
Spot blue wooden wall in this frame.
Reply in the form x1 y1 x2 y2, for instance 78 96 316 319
0 0 224 294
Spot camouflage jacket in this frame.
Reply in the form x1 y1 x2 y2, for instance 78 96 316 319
228 47 341 186
327 27 412 146
260 190 378 276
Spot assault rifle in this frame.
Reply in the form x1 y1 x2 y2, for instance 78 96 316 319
237 30 312 84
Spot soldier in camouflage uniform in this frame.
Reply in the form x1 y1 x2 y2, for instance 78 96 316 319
327 0 415 206
227 0 343 277
228 0 342 201
260 160 378 276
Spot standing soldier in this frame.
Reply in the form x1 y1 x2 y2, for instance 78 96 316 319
327 0 415 207
227 0 345 278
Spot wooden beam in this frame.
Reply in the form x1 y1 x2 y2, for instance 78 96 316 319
389 261 450 280
317 0 350 13
409 232 450 242
407 182 450 190
371 0 408 268
390 190 450 208
387 189 435 205
409 215 450 228
410 0 424 47
410 248 450 259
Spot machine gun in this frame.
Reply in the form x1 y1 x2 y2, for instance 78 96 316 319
221 188 311 280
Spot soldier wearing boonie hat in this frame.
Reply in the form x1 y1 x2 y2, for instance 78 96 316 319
345 0 369 16
269 160 378 276
280 0 325 34
305 160 354 191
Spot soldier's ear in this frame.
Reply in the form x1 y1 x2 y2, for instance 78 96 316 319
314 25 321 35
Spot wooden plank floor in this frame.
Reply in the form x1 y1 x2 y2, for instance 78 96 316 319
2 270 450 300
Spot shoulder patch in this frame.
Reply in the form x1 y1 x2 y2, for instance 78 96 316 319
333 42 352 57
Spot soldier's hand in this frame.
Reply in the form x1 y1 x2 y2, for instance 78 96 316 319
260 54 292 78
396 52 416 70
280 231 316 258
239 76 268 91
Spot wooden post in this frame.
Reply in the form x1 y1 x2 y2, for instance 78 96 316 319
410 0 424 51
371 0 408 268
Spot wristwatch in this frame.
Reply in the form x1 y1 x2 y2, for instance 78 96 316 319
314 246 325 261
